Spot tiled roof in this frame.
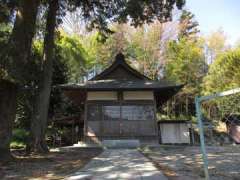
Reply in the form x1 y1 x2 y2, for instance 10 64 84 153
59 79 183 91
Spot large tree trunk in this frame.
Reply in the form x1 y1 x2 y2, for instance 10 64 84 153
0 0 39 160
30 0 59 153
0 80 17 163
7 0 40 82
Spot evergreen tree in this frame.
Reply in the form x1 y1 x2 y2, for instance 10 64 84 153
178 10 199 40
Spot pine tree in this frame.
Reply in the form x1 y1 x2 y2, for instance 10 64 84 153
178 10 200 40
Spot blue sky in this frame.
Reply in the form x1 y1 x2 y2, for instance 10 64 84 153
185 0 240 45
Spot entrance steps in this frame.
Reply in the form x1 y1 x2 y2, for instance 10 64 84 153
74 139 140 148
102 139 140 148
73 141 101 148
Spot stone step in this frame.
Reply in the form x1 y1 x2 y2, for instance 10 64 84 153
73 141 101 148
102 139 140 148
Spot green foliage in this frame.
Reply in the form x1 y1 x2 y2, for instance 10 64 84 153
67 0 185 37
13 31 88 130
12 128 29 143
0 0 17 23
48 44 70 119
202 48 240 94
0 23 12 79
157 113 196 122
165 38 206 94
10 142 26 149
201 48 240 126
15 41 42 129
80 27 132 77
205 29 228 64
10 128 29 149
56 31 90 83
83 31 111 67
161 38 207 118
179 9 199 39
126 22 167 79
3 0 239 143
2 0 185 152
82 22 171 80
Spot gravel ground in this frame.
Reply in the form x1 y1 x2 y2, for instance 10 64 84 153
140 145 240 180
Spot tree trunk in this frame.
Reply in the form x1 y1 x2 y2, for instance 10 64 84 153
0 0 39 160
6 0 40 82
0 80 17 163
30 0 59 153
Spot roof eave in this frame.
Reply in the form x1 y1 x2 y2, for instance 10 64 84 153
58 84 183 91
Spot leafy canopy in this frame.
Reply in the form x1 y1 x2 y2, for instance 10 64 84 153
202 48 240 94
165 38 206 95
56 31 90 83
66 0 185 37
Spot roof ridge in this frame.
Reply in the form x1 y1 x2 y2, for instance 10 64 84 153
90 53 151 81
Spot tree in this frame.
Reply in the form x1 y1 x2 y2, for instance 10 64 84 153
178 9 199 40
81 21 177 80
205 29 228 64
61 9 87 36
82 31 111 75
0 23 11 78
202 48 240 94
0 0 40 161
0 0 16 24
158 10 204 118
31 0 59 153
85 23 131 69
4 0 40 82
164 38 206 117
66 0 185 36
57 31 89 83
15 41 42 131
0 80 17 162
201 48 240 123
127 21 173 79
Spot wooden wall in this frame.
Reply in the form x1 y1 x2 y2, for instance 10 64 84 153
87 91 118 100
87 91 154 101
84 91 157 143
123 91 154 100
159 123 190 144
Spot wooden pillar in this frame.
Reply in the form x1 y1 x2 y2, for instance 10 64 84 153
190 122 195 145
118 91 123 137
84 91 88 143
153 93 159 143
100 102 103 141
71 121 74 144
158 123 162 144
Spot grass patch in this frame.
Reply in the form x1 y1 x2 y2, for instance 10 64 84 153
10 141 26 149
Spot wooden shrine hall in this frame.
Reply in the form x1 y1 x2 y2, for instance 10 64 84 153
59 53 183 145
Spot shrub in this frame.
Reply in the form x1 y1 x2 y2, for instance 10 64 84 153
11 128 29 149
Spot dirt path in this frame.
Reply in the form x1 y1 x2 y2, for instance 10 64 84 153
0 147 102 180
141 145 240 180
